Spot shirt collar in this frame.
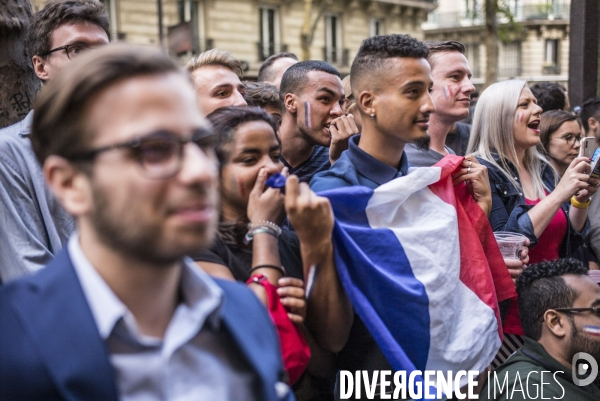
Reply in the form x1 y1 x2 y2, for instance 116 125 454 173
347 135 409 186
18 111 34 138
69 234 223 340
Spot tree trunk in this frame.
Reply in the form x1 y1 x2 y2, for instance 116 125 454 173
484 0 498 89
300 0 313 61
300 0 329 61
0 0 39 128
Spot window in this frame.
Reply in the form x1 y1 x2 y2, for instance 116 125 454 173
464 43 481 77
499 41 522 77
543 39 559 74
507 0 519 17
259 6 280 60
544 39 558 65
324 14 342 64
370 19 383 37
177 0 208 54
462 0 480 18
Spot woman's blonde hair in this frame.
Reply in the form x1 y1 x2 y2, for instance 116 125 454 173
467 79 550 199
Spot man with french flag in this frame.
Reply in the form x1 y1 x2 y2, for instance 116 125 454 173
308 34 517 399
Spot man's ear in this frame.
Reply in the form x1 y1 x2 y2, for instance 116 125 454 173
588 117 600 137
31 55 50 81
43 156 92 218
284 93 298 114
543 310 569 339
358 90 375 117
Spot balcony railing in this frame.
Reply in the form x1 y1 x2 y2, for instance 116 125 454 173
323 48 350 67
542 64 561 75
521 4 570 20
257 43 289 61
425 2 570 29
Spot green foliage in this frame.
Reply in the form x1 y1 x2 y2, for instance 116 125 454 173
496 0 528 43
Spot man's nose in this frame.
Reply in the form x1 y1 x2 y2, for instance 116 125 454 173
331 101 343 117
422 92 436 114
178 143 218 186
232 90 247 107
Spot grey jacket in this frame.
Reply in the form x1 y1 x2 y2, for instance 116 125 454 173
0 111 75 282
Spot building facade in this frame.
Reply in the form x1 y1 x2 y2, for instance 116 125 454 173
423 0 570 88
30 0 437 77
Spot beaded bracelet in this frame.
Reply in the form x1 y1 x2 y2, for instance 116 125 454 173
244 226 280 244
248 220 282 236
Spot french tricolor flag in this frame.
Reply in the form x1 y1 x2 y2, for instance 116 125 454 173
319 155 515 393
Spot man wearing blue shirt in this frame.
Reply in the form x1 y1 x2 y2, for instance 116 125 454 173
310 35 434 193
0 0 110 282
0 44 292 401
308 34 435 400
278 60 359 183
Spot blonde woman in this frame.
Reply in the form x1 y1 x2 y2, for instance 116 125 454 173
467 79 598 360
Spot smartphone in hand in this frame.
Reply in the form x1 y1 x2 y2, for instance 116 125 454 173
580 137 597 159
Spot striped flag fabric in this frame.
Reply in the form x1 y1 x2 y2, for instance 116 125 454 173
318 155 516 392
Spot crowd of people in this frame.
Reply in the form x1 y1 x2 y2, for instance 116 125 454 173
1 1 600 400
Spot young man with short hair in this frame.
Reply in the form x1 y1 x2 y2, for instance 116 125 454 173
308 35 501 400
0 44 292 401
257 52 299 89
310 35 435 192
186 48 247 115
0 0 110 282
278 60 358 183
404 40 475 167
479 258 600 400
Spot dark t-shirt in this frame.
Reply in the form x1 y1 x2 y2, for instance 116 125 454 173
444 122 471 156
193 229 304 282
281 145 331 184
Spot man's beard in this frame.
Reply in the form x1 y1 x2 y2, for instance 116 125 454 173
414 134 431 151
88 182 215 267
569 318 600 363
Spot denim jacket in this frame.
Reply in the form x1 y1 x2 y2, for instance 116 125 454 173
476 155 589 258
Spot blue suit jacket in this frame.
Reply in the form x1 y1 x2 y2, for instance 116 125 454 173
0 249 293 401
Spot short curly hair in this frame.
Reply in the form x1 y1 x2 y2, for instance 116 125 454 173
530 82 566 112
243 81 281 110
26 0 110 59
351 34 428 93
516 258 588 341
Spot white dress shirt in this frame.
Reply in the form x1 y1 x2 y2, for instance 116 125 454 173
69 235 259 400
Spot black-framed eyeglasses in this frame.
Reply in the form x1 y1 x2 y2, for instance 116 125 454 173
41 43 94 60
557 133 582 147
68 128 218 179
553 307 600 318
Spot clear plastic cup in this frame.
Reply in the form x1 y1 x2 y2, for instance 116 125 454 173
494 231 527 260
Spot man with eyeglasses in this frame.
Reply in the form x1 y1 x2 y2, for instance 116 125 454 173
0 44 293 401
0 0 109 282
479 258 600 400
